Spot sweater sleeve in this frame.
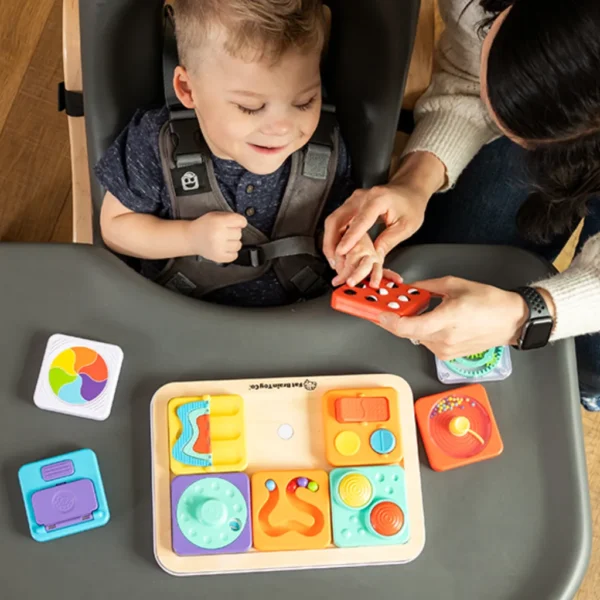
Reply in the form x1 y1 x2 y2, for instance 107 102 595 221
531 233 600 340
401 0 501 189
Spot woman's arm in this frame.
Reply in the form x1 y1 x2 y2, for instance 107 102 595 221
401 0 500 189
376 235 600 358
533 234 600 340
323 0 502 263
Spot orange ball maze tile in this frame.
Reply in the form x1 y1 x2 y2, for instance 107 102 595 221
415 384 504 472
323 388 403 467
250 470 331 551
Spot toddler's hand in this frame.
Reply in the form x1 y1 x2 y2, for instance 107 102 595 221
186 212 247 263
331 234 383 288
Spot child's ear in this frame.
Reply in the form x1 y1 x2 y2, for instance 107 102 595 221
173 66 195 109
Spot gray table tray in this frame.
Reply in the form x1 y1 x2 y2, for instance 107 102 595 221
0 243 590 599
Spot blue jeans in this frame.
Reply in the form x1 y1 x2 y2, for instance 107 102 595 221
410 137 600 409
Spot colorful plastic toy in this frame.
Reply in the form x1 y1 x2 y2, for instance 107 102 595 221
415 384 504 471
331 278 431 323
171 473 252 556
329 465 409 547
151 375 426 575
436 346 513 384
323 387 403 466
18 448 110 542
33 334 123 421
168 394 247 475
251 470 331 551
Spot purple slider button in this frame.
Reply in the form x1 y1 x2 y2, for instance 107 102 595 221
41 460 75 482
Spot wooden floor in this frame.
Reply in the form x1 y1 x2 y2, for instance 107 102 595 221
0 1 598 596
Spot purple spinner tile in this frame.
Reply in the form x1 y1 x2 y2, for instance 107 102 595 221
32 479 98 531
171 473 252 556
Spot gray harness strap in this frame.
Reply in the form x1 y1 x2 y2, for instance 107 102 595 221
271 109 339 297
155 107 338 300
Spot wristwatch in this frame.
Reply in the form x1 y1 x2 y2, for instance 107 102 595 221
512 286 554 350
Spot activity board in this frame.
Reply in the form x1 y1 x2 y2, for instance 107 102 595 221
415 384 504 472
18 449 110 541
331 278 431 323
150 374 425 576
435 346 512 384
34 334 124 420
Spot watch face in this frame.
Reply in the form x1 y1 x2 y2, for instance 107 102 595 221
522 317 554 349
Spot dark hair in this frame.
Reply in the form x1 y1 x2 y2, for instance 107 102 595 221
481 0 600 242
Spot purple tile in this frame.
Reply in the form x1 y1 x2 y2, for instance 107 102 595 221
32 479 98 531
171 473 252 556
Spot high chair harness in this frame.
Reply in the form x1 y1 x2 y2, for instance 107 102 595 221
156 6 339 300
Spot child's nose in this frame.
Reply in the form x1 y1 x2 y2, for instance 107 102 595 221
261 118 292 137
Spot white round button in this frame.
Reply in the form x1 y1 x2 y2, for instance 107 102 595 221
277 424 294 440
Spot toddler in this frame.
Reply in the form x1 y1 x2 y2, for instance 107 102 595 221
96 0 381 306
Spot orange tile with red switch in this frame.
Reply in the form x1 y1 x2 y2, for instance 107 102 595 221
323 387 403 467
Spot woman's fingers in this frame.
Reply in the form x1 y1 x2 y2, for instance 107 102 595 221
373 221 412 258
378 308 443 342
323 202 356 265
335 203 383 256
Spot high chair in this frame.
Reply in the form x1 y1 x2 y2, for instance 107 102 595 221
0 1 589 597
62 0 421 245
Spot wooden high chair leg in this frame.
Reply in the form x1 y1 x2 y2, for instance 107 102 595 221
63 0 93 244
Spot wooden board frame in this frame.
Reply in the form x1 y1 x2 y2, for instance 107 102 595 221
150 374 426 576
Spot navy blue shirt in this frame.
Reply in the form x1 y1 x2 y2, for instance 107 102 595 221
94 106 356 307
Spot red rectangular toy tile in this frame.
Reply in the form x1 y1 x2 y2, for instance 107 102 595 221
415 384 503 472
331 278 431 323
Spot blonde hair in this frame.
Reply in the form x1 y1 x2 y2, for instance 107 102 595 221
172 0 327 68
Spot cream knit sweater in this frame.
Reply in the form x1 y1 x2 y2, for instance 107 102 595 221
402 0 600 341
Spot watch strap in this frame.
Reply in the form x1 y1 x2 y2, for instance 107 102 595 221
512 286 553 350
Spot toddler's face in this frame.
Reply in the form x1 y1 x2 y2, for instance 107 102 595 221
180 34 323 175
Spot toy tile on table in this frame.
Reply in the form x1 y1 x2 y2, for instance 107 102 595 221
415 384 503 472
331 278 431 324
171 473 252 556
251 470 331 551
436 346 513 385
323 388 403 467
168 394 247 475
18 449 110 542
33 334 124 421
329 465 409 548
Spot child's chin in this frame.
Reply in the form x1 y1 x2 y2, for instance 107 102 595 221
239 152 291 176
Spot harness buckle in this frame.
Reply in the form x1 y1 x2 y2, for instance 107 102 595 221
246 246 264 268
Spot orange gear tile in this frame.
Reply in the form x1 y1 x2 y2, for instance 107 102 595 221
250 470 331 551
415 384 503 472
323 388 403 467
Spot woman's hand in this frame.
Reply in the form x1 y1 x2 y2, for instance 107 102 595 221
377 276 533 359
323 152 446 267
